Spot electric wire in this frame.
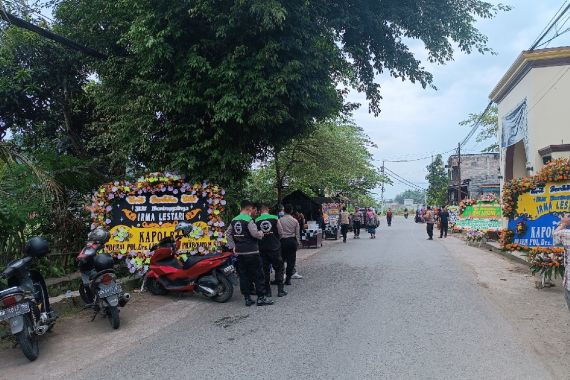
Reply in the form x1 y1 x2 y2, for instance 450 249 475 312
384 167 426 191
384 171 425 192
531 0 568 48
530 1 570 50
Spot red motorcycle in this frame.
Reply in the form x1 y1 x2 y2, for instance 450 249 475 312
143 222 236 302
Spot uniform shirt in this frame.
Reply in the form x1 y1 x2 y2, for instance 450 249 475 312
351 211 363 223
280 214 301 245
425 210 435 224
339 211 350 225
225 213 264 255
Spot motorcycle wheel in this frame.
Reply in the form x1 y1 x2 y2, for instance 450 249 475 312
17 315 39 361
79 283 94 304
147 278 167 296
107 306 120 330
212 275 234 303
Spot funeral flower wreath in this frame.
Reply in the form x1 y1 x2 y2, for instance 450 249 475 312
88 173 227 274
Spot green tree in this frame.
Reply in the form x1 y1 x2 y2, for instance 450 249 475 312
425 155 448 206
394 189 425 205
243 119 387 205
51 0 507 183
459 105 499 152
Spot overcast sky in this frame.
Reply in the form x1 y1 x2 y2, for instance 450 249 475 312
353 1 570 200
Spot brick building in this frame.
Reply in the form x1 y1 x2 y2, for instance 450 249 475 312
447 153 501 204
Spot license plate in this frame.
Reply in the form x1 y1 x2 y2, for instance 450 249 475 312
98 283 122 298
0 303 30 322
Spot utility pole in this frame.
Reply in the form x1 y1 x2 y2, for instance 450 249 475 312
380 161 385 215
456 142 461 205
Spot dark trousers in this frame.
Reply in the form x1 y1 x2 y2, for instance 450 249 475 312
353 221 361 236
281 237 297 279
427 223 434 239
341 224 349 242
237 254 265 297
440 221 449 237
261 248 284 287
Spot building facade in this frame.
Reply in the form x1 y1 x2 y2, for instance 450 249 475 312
447 153 500 204
490 46 570 183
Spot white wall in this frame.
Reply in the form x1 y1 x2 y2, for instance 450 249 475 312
497 63 570 179
528 65 570 172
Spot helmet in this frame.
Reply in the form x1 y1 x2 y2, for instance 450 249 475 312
88 228 110 244
24 237 49 258
93 253 114 272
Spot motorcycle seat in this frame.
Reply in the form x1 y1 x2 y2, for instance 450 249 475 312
155 253 227 270
183 253 226 269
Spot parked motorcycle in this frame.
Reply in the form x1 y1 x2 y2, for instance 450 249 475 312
143 222 236 302
0 237 57 361
76 228 130 330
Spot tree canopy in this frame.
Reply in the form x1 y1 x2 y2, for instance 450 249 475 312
425 155 448 206
394 189 425 205
49 0 507 182
459 105 499 152
243 119 386 205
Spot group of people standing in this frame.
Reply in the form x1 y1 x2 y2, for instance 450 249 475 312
339 207 379 242
423 206 450 240
226 201 303 307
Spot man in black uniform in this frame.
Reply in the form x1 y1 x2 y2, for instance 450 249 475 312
226 200 274 307
256 204 287 298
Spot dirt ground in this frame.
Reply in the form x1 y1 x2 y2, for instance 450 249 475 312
442 236 570 379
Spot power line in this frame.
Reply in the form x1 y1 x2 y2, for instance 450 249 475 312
460 101 493 148
384 167 426 191
531 0 569 49
384 171 424 191
380 148 456 163
530 1 570 50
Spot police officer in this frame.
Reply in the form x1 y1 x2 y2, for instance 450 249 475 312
256 204 287 298
226 200 274 307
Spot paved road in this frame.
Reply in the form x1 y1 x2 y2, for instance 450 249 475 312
65 217 549 380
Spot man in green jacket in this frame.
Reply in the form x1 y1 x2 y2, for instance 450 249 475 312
256 204 287 298
226 200 274 307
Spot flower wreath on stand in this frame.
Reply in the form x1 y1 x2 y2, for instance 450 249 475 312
459 199 477 216
499 159 570 282
88 173 227 274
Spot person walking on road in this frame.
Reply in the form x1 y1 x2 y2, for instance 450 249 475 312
439 206 450 238
226 200 274 307
256 204 287 298
425 206 435 240
352 207 363 239
280 204 301 285
339 206 350 243
366 208 378 239
386 208 393 227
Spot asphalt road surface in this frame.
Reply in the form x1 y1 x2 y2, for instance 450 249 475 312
2 218 556 379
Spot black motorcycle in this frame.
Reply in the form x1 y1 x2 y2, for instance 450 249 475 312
76 229 129 330
0 237 57 361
